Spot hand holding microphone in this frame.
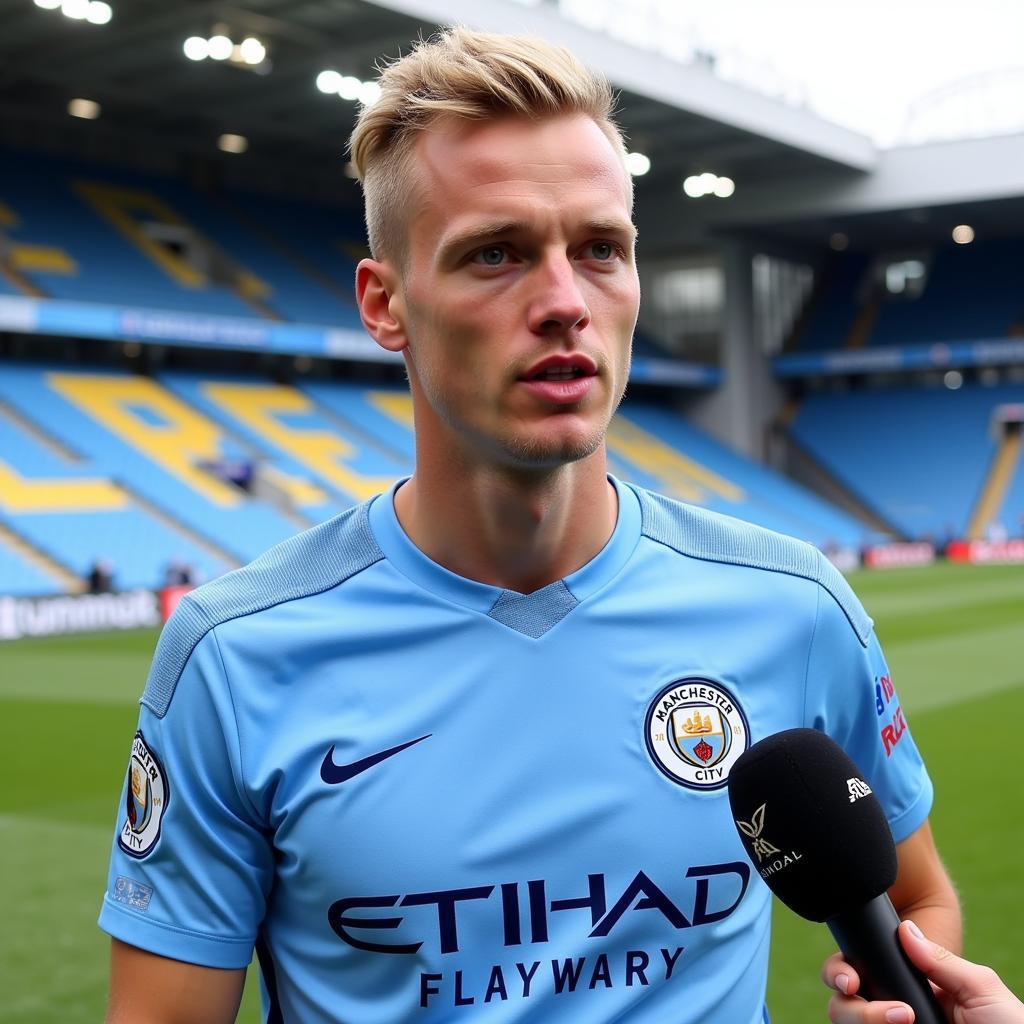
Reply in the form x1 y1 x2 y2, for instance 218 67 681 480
830 920 1024 1024
726 728 946 1024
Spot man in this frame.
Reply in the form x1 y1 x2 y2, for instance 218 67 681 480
99 28 959 1023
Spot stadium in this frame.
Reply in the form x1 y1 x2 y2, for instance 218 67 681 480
1 1 1022 1021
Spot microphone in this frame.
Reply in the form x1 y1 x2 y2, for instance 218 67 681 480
727 728 944 1024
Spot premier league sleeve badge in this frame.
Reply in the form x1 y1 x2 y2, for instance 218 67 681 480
118 731 169 859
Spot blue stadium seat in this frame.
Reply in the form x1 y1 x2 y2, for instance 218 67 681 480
0 537 63 596
789 384 1024 538
0 365 299 567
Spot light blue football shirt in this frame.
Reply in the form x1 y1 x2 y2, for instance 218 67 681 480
99 478 932 1023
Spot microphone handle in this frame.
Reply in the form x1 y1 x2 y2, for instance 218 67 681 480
826 894 946 1024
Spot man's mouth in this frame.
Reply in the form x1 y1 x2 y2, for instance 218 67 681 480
530 366 586 381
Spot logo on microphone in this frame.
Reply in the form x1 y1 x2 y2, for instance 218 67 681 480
846 777 873 802
734 803 805 880
735 804 780 862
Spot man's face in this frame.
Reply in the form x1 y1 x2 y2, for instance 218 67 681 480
385 113 640 471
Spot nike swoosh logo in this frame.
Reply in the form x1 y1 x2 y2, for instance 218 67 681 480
320 734 432 785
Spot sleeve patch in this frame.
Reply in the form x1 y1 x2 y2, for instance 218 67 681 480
112 875 154 911
117 731 169 859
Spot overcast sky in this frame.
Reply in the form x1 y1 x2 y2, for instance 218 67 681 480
559 0 1024 146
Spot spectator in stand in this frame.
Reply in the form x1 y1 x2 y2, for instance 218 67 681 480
87 558 115 594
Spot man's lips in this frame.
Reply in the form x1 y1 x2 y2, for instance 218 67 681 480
519 354 598 382
517 355 598 404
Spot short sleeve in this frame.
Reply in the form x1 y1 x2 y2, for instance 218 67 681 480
803 587 933 844
98 628 272 968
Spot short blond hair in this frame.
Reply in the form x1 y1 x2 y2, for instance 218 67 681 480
349 27 629 261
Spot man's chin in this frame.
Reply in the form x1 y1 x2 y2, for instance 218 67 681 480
497 429 605 470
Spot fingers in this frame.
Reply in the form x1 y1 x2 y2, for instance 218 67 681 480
823 952 915 1024
897 920 1013 1005
822 951 861 999
828 992 915 1024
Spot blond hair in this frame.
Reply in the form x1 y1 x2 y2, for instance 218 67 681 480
349 27 629 261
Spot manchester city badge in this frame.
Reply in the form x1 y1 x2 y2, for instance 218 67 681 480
118 731 168 859
645 678 749 790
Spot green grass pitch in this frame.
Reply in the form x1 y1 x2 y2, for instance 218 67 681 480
1 561 1021 1022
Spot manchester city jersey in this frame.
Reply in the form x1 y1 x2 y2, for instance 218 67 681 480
99 478 932 1023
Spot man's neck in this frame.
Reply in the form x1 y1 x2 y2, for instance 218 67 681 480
392 451 618 594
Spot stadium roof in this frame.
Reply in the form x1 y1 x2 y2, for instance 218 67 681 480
2 0 1023 254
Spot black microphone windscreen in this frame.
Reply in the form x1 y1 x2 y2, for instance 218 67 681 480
727 728 897 922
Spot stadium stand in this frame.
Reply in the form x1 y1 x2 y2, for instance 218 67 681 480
794 252 872 351
0 354 877 596
0 531 65 596
160 372 405 510
797 241 1024 352
0 365 298 569
0 149 367 327
788 383 1024 540
871 239 1024 348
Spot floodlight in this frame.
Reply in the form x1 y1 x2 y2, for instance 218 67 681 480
626 152 651 176
68 98 101 119
183 36 208 61
713 176 735 198
85 0 112 24
239 37 266 65
218 133 248 154
207 34 233 61
316 70 342 94
33 0 63 10
61 0 89 19
952 224 974 244
682 175 703 198
338 76 362 100
358 80 381 106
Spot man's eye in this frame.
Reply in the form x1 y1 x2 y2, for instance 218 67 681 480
587 241 617 261
473 247 507 266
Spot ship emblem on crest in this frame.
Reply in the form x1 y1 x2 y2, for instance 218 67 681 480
670 706 729 767
644 678 749 791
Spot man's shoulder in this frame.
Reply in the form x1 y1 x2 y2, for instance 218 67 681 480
142 500 384 718
630 484 871 645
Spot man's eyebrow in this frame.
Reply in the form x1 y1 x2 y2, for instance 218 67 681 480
438 218 637 258
437 221 526 258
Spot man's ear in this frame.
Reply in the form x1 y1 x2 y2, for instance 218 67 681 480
356 258 408 353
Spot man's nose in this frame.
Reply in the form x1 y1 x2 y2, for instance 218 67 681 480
528 255 591 335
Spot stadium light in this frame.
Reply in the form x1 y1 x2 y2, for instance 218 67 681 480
218 133 248 154
239 37 266 65
952 224 975 244
625 152 651 177
943 370 963 390
183 36 208 61
36 0 113 22
712 176 735 198
682 172 735 199
829 232 849 251
68 97 101 119
338 76 362 101
85 1 111 24
358 80 381 106
207 34 233 60
316 70 342 94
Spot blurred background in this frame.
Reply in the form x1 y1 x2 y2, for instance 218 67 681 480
0 0 1021 1020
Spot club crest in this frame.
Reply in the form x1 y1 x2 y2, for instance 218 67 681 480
645 678 749 790
118 731 168 859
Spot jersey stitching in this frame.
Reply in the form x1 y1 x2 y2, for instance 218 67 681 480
103 895 254 947
801 582 822 729
210 625 265 827
635 488 870 648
